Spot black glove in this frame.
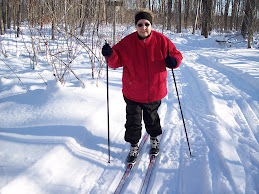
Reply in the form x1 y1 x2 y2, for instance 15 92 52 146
102 43 113 57
165 50 177 69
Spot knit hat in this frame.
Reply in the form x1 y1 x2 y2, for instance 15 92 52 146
135 11 153 25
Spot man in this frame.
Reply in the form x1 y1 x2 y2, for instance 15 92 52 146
102 9 183 163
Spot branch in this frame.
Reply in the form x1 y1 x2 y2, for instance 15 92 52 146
55 26 105 67
0 59 28 91
51 54 85 87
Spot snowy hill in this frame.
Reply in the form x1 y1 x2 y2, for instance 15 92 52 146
0 27 258 194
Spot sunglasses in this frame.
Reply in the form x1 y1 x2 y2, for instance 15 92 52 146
137 23 150 27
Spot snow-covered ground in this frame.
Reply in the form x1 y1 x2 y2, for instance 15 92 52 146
0 26 258 194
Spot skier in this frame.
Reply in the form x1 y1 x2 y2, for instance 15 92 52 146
102 9 183 163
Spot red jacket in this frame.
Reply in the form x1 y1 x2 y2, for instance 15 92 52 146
108 30 183 103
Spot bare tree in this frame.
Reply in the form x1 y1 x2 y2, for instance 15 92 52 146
224 0 230 31
230 0 239 30
80 0 90 36
6 0 11 29
201 0 212 38
175 0 182 33
2 0 7 31
184 0 190 29
241 0 256 48
201 0 208 37
51 0 55 40
167 0 172 30
0 1 5 35
16 1 22 37
192 0 202 34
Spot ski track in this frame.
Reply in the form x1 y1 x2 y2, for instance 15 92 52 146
115 71 188 194
164 67 212 194
79 46 259 194
180 48 259 194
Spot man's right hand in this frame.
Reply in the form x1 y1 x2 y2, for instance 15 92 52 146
102 43 113 57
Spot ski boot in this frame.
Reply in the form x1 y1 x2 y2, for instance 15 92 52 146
150 136 159 155
126 144 139 163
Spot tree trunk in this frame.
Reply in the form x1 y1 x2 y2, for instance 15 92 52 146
201 0 207 37
80 1 90 36
167 0 172 30
230 0 238 30
192 0 201 34
184 0 190 29
0 2 5 35
241 0 256 48
16 2 21 37
113 3 116 45
201 0 212 38
224 0 230 31
51 0 55 40
6 2 11 29
245 0 256 48
176 0 181 33
2 0 7 33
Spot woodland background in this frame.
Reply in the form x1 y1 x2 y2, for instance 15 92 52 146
1 0 258 41
0 0 258 84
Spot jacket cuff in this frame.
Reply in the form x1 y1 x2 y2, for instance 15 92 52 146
108 49 121 69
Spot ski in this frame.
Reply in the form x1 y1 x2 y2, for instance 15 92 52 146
140 133 163 194
114 133 149 194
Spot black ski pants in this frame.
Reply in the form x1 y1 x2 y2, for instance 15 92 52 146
124 96 162 145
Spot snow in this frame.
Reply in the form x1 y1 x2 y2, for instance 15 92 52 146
0 26 258 194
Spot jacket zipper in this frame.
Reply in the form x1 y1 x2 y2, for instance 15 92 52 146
143 39 150 102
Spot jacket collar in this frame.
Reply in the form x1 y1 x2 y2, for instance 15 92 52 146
137 33 151 40
136 31 153 45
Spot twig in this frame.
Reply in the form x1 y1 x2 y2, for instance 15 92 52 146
38 73 48 85
51 54 85 87
0 59 28 91
55 27 105 67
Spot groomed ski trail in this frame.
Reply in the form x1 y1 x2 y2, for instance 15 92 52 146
179 47 259 194
132 43 259 193
144 68 212 194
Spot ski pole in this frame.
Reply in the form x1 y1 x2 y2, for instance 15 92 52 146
105 43 111 163
172 69 193 158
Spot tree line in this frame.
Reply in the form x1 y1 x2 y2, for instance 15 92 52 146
1 0 258 44
0 0 258 86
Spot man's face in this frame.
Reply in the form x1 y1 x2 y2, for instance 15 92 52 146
136 19 152 39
